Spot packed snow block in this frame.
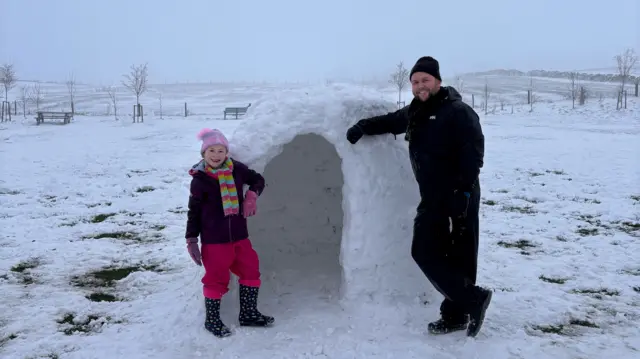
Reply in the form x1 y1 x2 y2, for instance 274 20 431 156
230 84 426 304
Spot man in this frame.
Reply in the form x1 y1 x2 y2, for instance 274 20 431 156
345 56 492 337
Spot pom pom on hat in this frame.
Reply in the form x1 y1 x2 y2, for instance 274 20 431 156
197 128 229 154
197 128 212 140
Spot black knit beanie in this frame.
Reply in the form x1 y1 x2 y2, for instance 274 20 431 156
410 56 442 81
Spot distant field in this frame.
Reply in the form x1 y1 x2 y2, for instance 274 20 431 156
2 70 634 120
448 73 631 106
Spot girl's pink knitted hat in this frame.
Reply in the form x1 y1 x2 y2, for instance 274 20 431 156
197 128 229 154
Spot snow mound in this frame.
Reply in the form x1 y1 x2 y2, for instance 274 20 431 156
229 84 427 303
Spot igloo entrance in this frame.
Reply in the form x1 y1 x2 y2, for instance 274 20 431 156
247 133 344 307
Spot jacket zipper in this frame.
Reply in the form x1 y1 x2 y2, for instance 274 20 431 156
228 216 233 243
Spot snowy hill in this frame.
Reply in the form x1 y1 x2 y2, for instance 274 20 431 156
0 82 639 359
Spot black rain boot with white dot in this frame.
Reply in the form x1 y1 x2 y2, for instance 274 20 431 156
204 298 232 338
238 285 274 327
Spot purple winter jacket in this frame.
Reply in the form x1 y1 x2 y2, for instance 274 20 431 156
185 158 265 244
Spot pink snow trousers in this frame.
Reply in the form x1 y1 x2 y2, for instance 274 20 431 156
201 238 261 299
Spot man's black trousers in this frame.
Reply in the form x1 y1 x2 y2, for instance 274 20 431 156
411 183 481 322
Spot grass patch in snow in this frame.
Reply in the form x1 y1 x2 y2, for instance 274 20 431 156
497 239 538 249
121 210 144 217
576 227 600 236
135 186 155 193
566 196 601 204
617 221 640 235
482 199 497 206
41 194 66 203
56 313 120 336
574 214 638 237
24 353 60 359
86 231 143 241
9 257 42 285
85 292 119 302
168 206 187 214
81 216 166 243
633 286 640 293
11 258 41 273
514 195 543 204
86 201 113 208
491 189 509 194
90 213 117 223
532 323 566 335
71 262 167 288
82 229 164 244
127 169 152 177
497 239 540 255
570 287 620 299
619 268 640 276
60 211 156 228
530 318 599 336
0 333 18 348
501 205 537 214
630 195 640 203
545 169 567 175
0 188 20 195
539 275 568 284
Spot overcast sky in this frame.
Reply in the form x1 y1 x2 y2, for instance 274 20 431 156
1 0 638 85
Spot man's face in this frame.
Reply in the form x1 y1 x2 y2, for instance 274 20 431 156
411 72 440 102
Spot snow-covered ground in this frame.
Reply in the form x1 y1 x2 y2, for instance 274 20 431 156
0 83 639 359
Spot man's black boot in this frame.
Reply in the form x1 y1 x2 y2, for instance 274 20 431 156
466 286 492 337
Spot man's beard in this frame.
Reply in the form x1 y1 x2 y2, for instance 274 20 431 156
414 88 436 101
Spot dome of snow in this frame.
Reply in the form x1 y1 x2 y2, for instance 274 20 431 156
228 84 428 306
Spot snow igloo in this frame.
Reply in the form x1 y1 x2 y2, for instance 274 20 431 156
228 84 426 306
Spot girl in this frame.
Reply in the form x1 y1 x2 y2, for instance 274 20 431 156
185 128 274 338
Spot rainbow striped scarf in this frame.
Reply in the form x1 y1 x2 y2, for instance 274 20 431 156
205 158 239 216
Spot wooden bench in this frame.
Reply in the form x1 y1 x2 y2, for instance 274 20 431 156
36 111 73 125
223 103 251 120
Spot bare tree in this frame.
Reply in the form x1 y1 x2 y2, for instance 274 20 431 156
19 86 29 118
29 83 44 111
498 96 505 111
389 61 409 108
615 48 637 93
456 76 464 93
528 76 537 112
122 62 148 106
568 72 578 109
483 78 491 115
66 72 77 114
105 86 119 121
0 63 17 100
579 85 588 105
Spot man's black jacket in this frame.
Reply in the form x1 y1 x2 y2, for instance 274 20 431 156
353 86 484 210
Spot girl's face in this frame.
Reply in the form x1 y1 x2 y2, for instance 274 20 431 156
203 145 228 168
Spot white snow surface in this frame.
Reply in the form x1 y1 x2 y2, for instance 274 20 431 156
0 83 639 359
